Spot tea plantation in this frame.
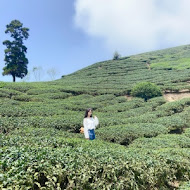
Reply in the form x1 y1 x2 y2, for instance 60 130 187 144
1 44 190 189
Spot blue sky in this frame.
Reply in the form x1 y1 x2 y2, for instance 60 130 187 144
0 0 110 82
1 0 190 82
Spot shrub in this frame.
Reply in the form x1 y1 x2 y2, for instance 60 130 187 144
129 134 190 148
131 82 162 101
2 128 190 190
113 51 121 60
0 81 6 88
179 181 190 189
96 123 168 145
154 115 186 133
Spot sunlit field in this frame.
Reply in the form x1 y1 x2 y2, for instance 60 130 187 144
1 45 190 189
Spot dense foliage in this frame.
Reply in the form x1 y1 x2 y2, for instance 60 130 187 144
1 128 190 189
131 82 162 101
1 44 190 189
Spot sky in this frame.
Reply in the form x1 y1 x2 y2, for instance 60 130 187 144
1 0 190 82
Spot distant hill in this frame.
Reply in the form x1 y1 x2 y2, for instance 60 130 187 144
56 44 190 95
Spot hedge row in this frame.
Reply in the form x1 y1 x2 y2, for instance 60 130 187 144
129 134 190 148
96 123 168 145
1 127 190 189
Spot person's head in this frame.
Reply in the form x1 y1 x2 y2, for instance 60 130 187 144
84 108 93 118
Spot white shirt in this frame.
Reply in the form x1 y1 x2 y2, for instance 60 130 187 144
83 116 99 138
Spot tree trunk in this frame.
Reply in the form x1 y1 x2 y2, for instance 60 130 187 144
13 75 16 82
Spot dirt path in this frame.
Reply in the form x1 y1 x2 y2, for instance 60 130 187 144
126 91 190 102
146 63 151 70
164 92 190 102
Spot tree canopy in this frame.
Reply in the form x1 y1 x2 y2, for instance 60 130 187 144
2 20 29 82
131 82 162 101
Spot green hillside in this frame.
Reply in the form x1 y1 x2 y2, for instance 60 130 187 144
58 44 190 95
1 44 190 189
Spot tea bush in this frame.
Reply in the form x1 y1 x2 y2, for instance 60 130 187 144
1 128 190 190
2 44 190 188
179 181 190 190
129 134 190 148
96 123 168 145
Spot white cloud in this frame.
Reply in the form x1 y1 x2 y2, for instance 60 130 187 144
74 0 190 55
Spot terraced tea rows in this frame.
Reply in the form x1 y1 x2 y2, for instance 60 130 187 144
1 44 190 189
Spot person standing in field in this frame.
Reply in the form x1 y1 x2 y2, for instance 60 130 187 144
83 108 99 140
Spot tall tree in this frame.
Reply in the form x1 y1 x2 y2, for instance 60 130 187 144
2 20 29 82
